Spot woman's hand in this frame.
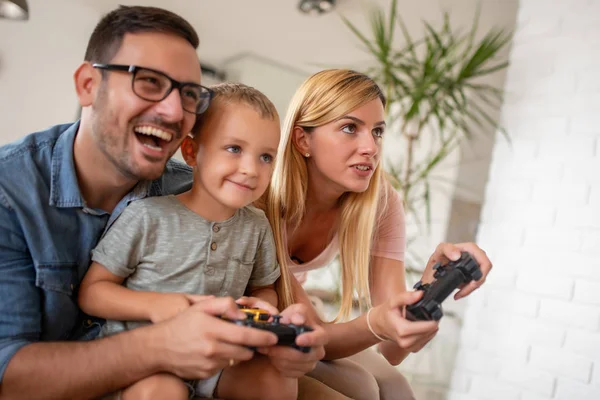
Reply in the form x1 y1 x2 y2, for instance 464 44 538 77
256 303 327 377
422 242 493 300
370 291 439 353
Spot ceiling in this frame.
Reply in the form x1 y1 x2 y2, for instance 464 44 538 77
79 0 519 74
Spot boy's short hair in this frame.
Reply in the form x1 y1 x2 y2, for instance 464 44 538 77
192 83 279 137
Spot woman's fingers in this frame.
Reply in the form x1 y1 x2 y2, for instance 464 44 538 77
453 242 492 299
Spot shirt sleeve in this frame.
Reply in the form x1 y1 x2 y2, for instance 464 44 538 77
371 184 406 262
248 218 281 288
91 201 149 278
0 192 40 383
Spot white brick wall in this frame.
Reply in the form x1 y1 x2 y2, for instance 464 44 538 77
449 1 600 399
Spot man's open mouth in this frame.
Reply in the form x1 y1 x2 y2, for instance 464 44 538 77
134 125 173 152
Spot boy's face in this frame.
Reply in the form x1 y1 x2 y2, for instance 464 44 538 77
183 103 280 215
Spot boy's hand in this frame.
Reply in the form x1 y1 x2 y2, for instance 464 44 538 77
256 303 327 377
235 296 279 316
149 293 214 323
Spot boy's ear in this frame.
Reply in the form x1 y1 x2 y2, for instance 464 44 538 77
292 126 310 155
181 136 199 167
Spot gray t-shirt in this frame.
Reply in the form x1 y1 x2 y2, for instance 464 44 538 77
91 195 280 337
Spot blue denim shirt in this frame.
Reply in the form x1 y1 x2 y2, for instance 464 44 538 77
0 122 192 381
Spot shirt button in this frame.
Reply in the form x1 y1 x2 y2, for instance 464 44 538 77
70 284 74 290
210 242 217 251
212 225 220 233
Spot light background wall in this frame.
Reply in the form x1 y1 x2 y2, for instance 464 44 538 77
0 0 98 144
449 0 600 399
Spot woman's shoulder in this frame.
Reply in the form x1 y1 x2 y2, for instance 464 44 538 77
377 179 404 218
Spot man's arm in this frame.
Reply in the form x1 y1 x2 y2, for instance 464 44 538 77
0 199 160 399
0 201 279 399
1 327 161 400
1 298 279 400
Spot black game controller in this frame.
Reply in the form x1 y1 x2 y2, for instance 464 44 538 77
225 314 313 353
406 252 482 321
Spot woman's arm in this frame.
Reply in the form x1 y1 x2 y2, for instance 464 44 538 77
316 256 438 362
369 256 410 364
78 262 197 323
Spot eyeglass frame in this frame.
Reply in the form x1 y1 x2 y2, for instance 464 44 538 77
92 63 214 115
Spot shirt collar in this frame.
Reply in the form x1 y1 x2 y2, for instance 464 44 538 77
49 121 152 210
49 121 85 208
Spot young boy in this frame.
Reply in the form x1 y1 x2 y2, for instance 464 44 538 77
78 83 296 400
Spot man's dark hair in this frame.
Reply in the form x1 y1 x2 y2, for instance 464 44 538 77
84 5 199 63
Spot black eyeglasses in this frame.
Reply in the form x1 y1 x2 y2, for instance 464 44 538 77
92 64 213 115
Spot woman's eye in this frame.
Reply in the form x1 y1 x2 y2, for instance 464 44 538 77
261 154 274 163
341 124 356 134
373 127 385 138
226 145 241 154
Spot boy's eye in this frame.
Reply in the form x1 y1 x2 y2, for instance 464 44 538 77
226 145 241 154
261 154 274 163
341 124 357 134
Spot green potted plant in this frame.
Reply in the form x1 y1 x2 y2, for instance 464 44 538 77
343 0 513 279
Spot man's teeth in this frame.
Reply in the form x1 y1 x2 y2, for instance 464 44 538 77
135 126 172 142
355 165 371 171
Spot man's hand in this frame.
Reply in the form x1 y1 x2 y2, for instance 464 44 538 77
422 242 493 300
153 296 278 380
256 303 327 377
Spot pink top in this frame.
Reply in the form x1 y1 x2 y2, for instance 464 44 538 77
285 187 406 284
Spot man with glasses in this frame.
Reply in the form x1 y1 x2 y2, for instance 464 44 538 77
0 6 330 399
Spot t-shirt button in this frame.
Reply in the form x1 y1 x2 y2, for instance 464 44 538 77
210 242 217 251
213 225 220 233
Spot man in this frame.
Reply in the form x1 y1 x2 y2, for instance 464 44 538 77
0 6 328 399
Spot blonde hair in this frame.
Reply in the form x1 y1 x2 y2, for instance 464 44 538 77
265 69 388 320
192 82 279 137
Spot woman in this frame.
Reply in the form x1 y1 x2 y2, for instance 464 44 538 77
260 70 492 399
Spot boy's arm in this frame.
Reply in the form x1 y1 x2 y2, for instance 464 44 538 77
247 284 278 309
79 262 199 323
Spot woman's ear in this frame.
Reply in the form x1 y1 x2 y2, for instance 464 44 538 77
181 136 199 167
292 126 310 156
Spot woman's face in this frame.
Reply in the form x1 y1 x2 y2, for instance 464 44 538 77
301 98 385 194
